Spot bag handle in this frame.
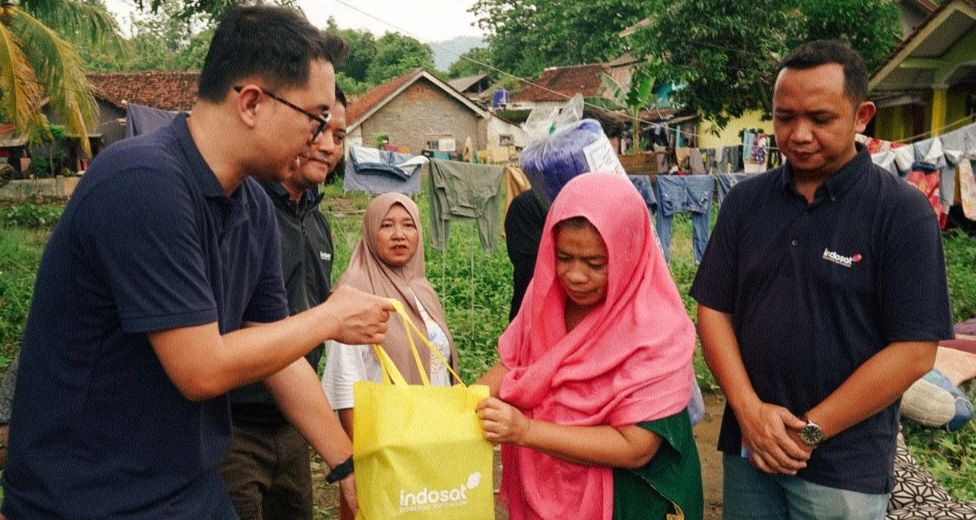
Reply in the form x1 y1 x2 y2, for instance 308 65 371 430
371 298 464 388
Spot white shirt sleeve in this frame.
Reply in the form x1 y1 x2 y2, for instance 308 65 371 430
320 339 383 410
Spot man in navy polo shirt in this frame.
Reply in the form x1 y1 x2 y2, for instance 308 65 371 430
2 6 392 520
692 40 954 519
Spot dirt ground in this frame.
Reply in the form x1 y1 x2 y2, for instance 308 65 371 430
312 392 727 519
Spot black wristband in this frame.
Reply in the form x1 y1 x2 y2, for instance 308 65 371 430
325 456 354 484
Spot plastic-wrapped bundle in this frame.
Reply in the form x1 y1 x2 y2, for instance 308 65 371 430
519 119 626 205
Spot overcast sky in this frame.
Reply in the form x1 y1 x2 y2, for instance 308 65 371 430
103 0 484 42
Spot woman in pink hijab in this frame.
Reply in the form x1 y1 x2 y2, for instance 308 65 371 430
478 173 703 520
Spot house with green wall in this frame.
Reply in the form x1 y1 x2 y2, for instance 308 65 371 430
869 0 976 141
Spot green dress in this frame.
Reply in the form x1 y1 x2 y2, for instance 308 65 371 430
612 409 704 520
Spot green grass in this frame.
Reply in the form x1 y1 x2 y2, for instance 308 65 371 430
0 224 52 369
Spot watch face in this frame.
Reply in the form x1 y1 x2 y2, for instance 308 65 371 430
800 423 823 446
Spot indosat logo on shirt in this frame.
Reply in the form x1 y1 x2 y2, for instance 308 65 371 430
398 472 482 513
822 248 862 268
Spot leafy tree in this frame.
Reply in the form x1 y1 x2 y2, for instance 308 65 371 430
447 46 492 79
122 0 207 70
1 0 120 155
69 0 214 71
129 0 296 21
365 32 434 85
597 67 657 153
336 72 371 96
174 27 213 70
629 0 902 128
470 0 651 78
325 18 377 84
794 0 901 71
628 0 797 129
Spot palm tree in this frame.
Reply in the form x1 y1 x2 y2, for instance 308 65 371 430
0 0 120 156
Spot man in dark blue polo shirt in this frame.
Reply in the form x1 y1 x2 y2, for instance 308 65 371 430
2 7 391 520
692 40 954 519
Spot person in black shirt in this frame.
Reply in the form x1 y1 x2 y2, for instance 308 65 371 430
691 40 954 519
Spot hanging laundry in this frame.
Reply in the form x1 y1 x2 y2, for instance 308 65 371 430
892 146 915 177
906 162 943 226
688 148 706 174
742 131 755 162
751 133 768 164
959 159 976 221
872 150 900 177
702 148 723 174
722 145 742 173
654 175 714 263
675 147 692 172
344 145 427 195
124 103 178 138
654 144 670 173
742 132 767 173
766 136 783 168
941 127 971 213
629 175 657 216
428 158 504 251
503 165 532 224
914 138 947 171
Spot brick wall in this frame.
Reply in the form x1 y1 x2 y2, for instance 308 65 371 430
358 80 485 154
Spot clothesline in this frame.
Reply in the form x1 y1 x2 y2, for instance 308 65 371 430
891 114 976 145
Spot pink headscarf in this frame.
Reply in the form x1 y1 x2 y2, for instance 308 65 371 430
498 173 696 520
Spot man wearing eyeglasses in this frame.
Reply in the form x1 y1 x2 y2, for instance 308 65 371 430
220 86 349 520
1 6 391 520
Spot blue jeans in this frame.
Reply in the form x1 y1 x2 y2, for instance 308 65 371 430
654 175 713 263
628 175 657 216
722 454 889 520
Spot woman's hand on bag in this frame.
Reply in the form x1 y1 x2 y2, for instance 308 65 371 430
340 473 358 516
477 397 531 445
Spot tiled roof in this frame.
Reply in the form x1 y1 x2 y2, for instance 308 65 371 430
448 73 488 93
86 71 199 111
513 63 609 102
346 69 424 125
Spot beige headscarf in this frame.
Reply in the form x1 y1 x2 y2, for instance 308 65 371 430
338 193 458 384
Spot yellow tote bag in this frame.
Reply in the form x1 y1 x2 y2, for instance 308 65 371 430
353 299 494 520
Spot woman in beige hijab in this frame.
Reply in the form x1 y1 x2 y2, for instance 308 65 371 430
321 193 458 517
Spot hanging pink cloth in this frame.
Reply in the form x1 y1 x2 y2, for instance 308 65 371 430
497 173 696 520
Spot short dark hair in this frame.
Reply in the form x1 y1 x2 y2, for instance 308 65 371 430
335 84 347 108
198 6 348 102
776 39 868 105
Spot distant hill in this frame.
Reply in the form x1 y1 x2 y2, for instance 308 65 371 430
431 36 484 71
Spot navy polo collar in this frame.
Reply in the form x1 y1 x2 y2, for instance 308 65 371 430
174 113 250 229
174 113 227 199
780 143 870 201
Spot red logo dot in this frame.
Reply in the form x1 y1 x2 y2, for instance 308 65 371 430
852 254 862 263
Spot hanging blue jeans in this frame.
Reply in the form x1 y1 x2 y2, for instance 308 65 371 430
654 175 713 263
629 175 657 216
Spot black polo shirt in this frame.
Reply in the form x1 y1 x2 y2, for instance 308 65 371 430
690 147 953 494
2 114 289 519
231 181 334 423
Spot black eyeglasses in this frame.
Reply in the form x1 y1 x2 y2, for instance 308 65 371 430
233 86 330 141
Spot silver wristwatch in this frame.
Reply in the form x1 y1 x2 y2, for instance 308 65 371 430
798 419 824 448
